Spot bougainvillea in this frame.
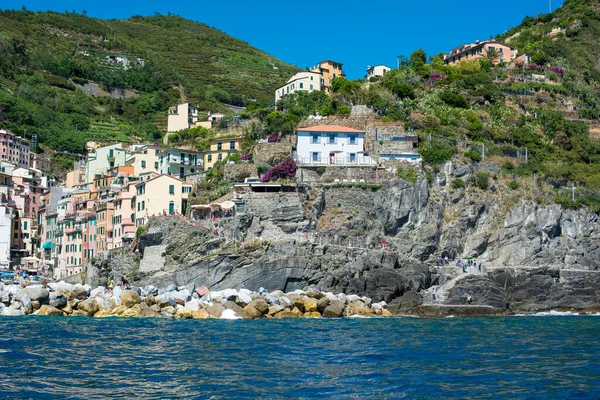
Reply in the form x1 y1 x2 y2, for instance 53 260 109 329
550 66 565 78
526 63 543 71
267 133 279 142
241 152 248 161
261 158 297 182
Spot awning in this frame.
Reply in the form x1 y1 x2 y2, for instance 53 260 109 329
42 241 53 249
219 201 235 211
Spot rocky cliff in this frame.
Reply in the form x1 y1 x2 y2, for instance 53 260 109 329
87 160 600 316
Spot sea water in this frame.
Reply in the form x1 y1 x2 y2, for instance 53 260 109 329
0 316 599 399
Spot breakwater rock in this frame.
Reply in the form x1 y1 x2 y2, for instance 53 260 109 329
0 282 392 319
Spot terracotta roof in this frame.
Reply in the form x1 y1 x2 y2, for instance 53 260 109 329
297 125 364 133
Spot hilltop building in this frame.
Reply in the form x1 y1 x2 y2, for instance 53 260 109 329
167 103 212 135
365 64 392 81
444 40 516 65
275 60 345 103
0 130 30 168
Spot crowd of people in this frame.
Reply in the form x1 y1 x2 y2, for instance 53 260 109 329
436 256 482 273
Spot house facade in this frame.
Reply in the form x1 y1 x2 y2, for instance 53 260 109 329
134 175 192 226
85 143 129 183
0 130 30 168
365 65 392 81
295 125 374 165
310 60 345 92
275 71 323 103
158 148 202 178
167 103 212 135
127 145 163 176
0 205 15 269
444 40 515 65
203 137 244 171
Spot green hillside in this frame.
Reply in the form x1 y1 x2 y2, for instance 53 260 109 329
0 9 298 154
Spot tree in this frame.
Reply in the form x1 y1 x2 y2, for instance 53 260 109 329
408 49 427 69
483 47 500 64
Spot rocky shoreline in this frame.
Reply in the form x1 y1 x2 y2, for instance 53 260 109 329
0 281 393 319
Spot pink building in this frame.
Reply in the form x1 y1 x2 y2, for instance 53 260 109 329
112 183 137 248
0 130 30 168
444 40 515 65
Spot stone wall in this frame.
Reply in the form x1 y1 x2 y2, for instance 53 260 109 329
297 166 393 183
253 142 293 166
223 163 258 182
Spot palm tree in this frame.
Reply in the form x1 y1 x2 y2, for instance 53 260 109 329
483 47 501 65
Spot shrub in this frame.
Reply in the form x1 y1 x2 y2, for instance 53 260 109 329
337 105 351 114
256 163 272 175
465 150 482 162
316 167 326 175
439 90 468 108
396 167 418 183
473 170 490 190
419 142 456 165
508 180 520 190
450 178 465 189
502 160 515 171
267 133 279 142
261 158 297 182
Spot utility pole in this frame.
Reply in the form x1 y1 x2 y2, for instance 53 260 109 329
572 183 575 201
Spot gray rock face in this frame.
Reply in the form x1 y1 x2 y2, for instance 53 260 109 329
16 287 49 304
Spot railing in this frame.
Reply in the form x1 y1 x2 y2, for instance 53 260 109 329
295 157 377 166
375 134 419 142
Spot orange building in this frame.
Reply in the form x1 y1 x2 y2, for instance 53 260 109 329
444 40 515 65
310 60 345 92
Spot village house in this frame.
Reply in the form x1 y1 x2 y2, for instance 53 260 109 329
167 103 211 135
0 129 30 168
158 148 202 178
112 182 137 248
203 136 244 171
0 205 15 269
134 175 192 226
126 145 164 176
85 143 129 183
444 40 516 65
275 60 345 102
275 71 323 103
365 64 392 81
295 125 375 165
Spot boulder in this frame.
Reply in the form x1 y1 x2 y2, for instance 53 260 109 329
62 302 73 315
93 310 113 318
155 293 175 308
207 303 225 318
185 282 196 295
193 309 210 319
139 306 162 318
70 310 88 317
112 286 123 305
345 300 372 317
322 299 345 318
246 299 269 314
121 304 143 317
267 305 284 316
20 295 32 314
173 290 190 305
16 287 49 304
317 297 330 313
36 305 64 316
110 305 128 316
77 299 98 316
48 282 73 297
303 298 318 313
184 299 201 312
273 311 302 319
165 283 178 292
145 294 155 306
2 307 25 316
305 311 322 318
224 301 250 319
70 284 89 300
196 285 210 297
49 294 68 309
175 307 194 319
31 300 41 311
236 289 253 305
120 290 142 308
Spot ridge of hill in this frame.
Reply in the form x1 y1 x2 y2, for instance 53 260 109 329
0 10 298 161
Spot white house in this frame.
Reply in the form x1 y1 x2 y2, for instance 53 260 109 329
295 125 375 165
365 64 392 81
0 205 14 269
275 71 323 103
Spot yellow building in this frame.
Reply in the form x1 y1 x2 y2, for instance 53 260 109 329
310 60 345 92
203 137 244 171
134 175 192 226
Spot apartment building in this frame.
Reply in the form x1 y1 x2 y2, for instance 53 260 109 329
134 175 192 226
0 129 30 168
444 40 515 65
203 137 243 171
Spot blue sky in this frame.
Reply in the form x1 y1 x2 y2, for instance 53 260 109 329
3 0 564 79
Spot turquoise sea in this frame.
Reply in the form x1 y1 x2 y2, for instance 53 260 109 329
0 315 599 399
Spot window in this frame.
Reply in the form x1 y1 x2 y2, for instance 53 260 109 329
310 84 313 90
348 153 357 162
348 135 357 145
300 83 304 89
312 152 320 162
154 162 159 169
217 142 222 151
142 201 145 210
218 154 223 161
169 185 175 195
141 160 146 168
137 202 140 212
310 76 313 81
230 141 236 150
328 134 336 144
208 154 212 162
311 134 319 144
155 149 159 155
23 221 27 230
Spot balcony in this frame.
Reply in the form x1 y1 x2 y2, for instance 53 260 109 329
295 156 377 166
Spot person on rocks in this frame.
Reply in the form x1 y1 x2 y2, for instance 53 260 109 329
121 275 130 289
467 295 473 304
432 288 437 301
108 279 114 290
478 263 482 273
